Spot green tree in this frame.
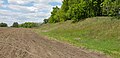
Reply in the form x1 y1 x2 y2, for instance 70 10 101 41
48 6 60 23
43 19 48 24
47 0 119 23
61 0 69 12
20 22 38 28
102 0 120 16
12 22 19 27
67 2 88 22
0 23 8 27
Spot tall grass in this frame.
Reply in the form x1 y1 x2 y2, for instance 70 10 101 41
36 17 120 58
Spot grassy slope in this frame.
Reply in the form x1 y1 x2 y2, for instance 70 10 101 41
36 17 120 58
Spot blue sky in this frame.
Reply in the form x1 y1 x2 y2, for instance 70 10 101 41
0 0 62 26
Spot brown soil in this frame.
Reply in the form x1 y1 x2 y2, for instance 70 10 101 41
0 28 111 58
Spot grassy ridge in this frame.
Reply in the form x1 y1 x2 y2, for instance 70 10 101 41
36 17 120 58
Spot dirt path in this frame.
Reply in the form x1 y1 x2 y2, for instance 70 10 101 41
0 28 111 58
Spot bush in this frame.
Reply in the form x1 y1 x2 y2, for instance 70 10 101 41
0 23 8 27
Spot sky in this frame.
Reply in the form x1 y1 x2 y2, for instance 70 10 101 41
0 0 62 26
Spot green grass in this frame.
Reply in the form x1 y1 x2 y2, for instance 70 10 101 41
36 17 120 58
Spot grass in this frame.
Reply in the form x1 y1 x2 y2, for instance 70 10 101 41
35 17 120 58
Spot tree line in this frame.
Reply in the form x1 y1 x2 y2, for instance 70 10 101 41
0 22 40 28
45 0 120 23
0 23 8 27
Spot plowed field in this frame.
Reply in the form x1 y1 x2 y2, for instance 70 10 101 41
0 28 111 58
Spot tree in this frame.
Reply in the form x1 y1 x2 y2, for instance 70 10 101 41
43 19 48 24
61 0 69 12
0 23 8 27
20 22 38 28
67 2 88 22
47 0 119 23
48 6 60 23
102 0 120 16
12 22 19 27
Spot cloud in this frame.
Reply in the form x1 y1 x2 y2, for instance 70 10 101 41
0 0 4 4
8 4 38 13
0 0 62 26
8 0 34 5
8 0 62 13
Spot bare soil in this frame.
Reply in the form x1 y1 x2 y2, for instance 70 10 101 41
0 28 111 58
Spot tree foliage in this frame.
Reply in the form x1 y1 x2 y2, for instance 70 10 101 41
12 22 19 27
43 19 48 24
0 23 8 27
19 22 38 28
47 0 120 23
102 0 120 16
48 6 60 23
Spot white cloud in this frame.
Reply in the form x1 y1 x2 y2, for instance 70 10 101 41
8 0 34 4
0 0 62 26
0 9 50 26
0 0 4 4
8 4 38 13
